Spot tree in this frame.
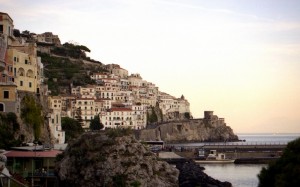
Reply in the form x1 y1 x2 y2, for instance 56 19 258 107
258 137 300 187
89 115 104 131
61 117 84 142
13 29 21 37
184 112 190 119
74 107 84 126
21 95 43 140
0 113 22 149
147 107 158 124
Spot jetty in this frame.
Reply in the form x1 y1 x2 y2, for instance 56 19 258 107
163 142 286 164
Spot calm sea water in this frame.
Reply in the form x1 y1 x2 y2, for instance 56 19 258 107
237 133 300 144
201 133 300 187
202 163 266 187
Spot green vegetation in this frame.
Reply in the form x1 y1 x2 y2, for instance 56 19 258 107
52 42 90 59
89 115 104 131
39 52 96 95
74 108 84 126
130 180 141 187
38 51 107 95
21 95 43 140
105 128 133 138
184 112 191 119
258 137 300 187
55 153 64 162
147 106 158 124
112 174 127 187
0 112 22 149
61 117 84 142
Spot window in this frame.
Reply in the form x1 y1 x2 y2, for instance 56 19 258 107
20 81 23 86
0 103 4 112
25 59 28 64
29 82 32 88
4 91 9 99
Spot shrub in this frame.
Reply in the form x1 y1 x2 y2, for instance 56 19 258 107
105 128 133 138
258 138 300 187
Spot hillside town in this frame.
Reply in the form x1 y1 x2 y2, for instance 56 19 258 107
0 12 191 145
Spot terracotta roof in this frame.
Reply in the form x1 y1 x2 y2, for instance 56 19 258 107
4 150 62 158
76 98 95 101
0 12 13 22
110 107 132 112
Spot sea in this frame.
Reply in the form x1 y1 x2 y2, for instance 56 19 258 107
170 133 300 187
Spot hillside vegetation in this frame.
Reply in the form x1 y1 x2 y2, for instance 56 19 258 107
40 43 108 95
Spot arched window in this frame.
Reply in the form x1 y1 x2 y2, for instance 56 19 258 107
18 68 25 76
26 69 34 78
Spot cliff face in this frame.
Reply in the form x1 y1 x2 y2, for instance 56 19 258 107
55 131 179 187
138 113 238 143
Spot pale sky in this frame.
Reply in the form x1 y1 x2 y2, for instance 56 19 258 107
2 0 300 133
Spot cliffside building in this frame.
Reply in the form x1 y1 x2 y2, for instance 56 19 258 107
47 96 65 144
0 12 19 113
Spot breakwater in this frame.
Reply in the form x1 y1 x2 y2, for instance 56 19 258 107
165 143 286 164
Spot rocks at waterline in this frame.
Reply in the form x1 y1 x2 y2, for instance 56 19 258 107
175 160 232 187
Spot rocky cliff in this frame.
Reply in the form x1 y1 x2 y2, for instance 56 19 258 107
138 112 238 143
55 130 179 187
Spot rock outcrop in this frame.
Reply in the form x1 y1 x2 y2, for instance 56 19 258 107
138 111 238 143
55 131 179 187
176 160 232 187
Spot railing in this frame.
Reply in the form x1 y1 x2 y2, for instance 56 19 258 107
0 170 28 187
164 142 287 153
166 142 288 147
200 142 288 146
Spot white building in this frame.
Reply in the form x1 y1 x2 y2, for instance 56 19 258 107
131 104 147 129
80 85 96 98
100 107 134 129
128 73 143 87
74 97 96 129
90 72 109 81
47 96 65 144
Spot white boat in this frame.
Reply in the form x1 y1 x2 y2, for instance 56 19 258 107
195 150 235 164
